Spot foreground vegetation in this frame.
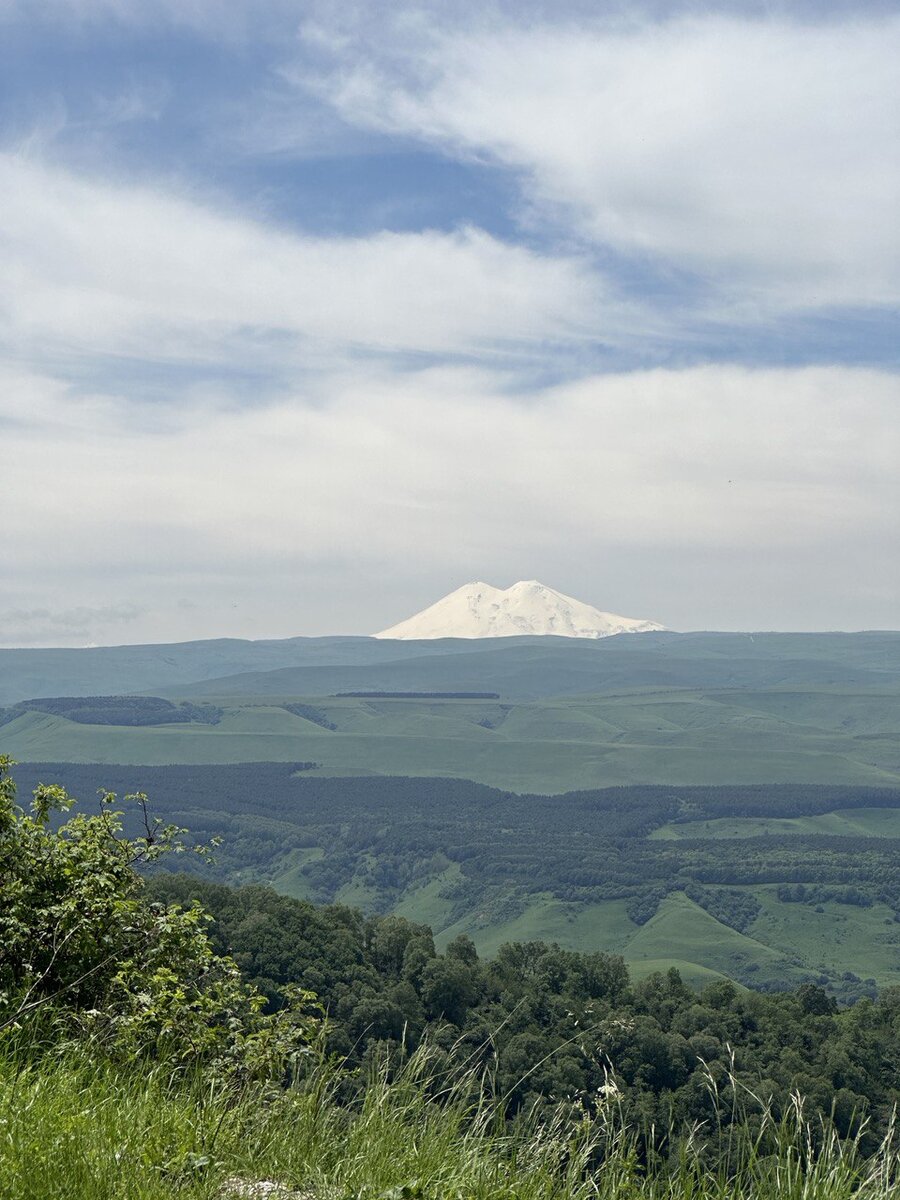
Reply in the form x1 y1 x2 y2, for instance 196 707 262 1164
5 755 900 1199
150 873 900 1145
7 1039 900 1200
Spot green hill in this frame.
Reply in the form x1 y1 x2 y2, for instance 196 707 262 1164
10 763 900 1000
4 632 900 791
3 631 900 708
4 685 900 791
0 634 474 706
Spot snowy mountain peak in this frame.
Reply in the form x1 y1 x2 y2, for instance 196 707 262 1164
373 581 666 640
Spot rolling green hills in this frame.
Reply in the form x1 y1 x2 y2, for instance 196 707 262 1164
4 686 900 791
8 763 900 1000
5 630 900 995
4 632 900 790
0 635 475 707
3 631 900 708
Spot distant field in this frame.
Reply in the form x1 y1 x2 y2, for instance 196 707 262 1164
4 687 900 791
651 807 900 840
751 887 900 984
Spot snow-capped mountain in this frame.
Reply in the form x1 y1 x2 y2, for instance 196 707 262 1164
374 581 666 640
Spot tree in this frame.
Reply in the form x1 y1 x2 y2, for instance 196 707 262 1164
420 958 477 1025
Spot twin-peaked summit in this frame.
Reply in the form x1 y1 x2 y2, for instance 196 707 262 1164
374 580 666 640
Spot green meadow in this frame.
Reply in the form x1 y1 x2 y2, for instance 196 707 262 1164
4 686 900 791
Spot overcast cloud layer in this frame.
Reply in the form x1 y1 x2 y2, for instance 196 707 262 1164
1 1 898 645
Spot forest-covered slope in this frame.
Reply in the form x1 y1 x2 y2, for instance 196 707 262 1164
12 763 900 1000
6 755 900 1200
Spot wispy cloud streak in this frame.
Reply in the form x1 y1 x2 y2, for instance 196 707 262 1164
299 11 900 313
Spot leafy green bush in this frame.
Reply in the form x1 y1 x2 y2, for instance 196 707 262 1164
0 756 316 1079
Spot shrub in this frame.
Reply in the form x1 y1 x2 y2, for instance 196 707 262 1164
0 756 317 1079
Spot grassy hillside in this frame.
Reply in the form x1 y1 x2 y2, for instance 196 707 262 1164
0 1050 602 1200
652 807 900 840
4 686 900 791
6 1034 897 1200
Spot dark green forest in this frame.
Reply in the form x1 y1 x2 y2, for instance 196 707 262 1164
149 870 900 1147
0 696 223 727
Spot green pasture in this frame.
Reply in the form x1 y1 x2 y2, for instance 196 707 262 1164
5 687 900 791
272 860 900 992
437 895 638 958
442 889 899 992
749 887 900 985
653 807 900 840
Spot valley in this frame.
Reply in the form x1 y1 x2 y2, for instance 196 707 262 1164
5 629 900 1000
10 761 900 1000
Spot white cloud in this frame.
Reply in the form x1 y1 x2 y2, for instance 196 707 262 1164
0 603 144 647
305 12 900 312
1 7 897 644
2 362 898 640
0 153 614 370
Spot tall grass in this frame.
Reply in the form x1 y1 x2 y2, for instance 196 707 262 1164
1 1038 898 1200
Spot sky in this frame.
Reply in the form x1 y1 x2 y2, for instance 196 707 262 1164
1 0 898 646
